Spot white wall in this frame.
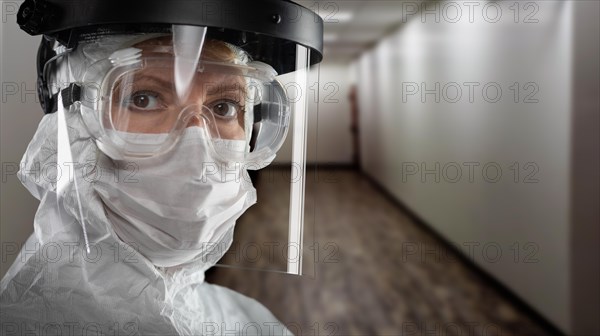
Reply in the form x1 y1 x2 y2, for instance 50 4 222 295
0 2 43 279
355 1 578 333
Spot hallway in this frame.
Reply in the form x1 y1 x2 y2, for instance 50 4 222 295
206 168 558 336
0 1 598 334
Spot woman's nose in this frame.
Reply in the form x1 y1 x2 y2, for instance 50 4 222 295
180 100 206 128
186 115 203 127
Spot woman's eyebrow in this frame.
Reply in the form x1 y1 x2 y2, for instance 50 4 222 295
117 73 248 97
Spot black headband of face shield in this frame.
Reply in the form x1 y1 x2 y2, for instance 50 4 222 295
17 0 324 69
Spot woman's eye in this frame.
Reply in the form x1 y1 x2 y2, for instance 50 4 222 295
210 100 241 119
125 91 162 111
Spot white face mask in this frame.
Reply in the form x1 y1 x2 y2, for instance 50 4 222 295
92 127 256 267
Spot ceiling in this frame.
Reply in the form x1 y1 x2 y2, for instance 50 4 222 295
295 0 412 64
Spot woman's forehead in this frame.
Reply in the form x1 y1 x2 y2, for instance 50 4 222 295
134 68 245 87
126 36 248 96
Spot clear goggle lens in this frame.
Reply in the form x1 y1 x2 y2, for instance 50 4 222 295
84 41 290 165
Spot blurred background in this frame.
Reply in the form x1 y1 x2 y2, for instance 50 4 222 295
2 1 599 335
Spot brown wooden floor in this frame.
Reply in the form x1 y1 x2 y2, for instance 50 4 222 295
206 168 559 336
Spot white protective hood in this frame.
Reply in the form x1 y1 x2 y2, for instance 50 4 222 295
0 35 292 336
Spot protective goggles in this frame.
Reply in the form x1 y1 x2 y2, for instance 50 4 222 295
68 27 299 167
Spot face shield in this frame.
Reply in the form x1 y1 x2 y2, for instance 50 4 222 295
18 0 323 275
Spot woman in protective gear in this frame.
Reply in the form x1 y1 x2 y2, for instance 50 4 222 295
0 0 323 334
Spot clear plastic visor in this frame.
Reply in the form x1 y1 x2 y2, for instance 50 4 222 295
54 25 314 275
